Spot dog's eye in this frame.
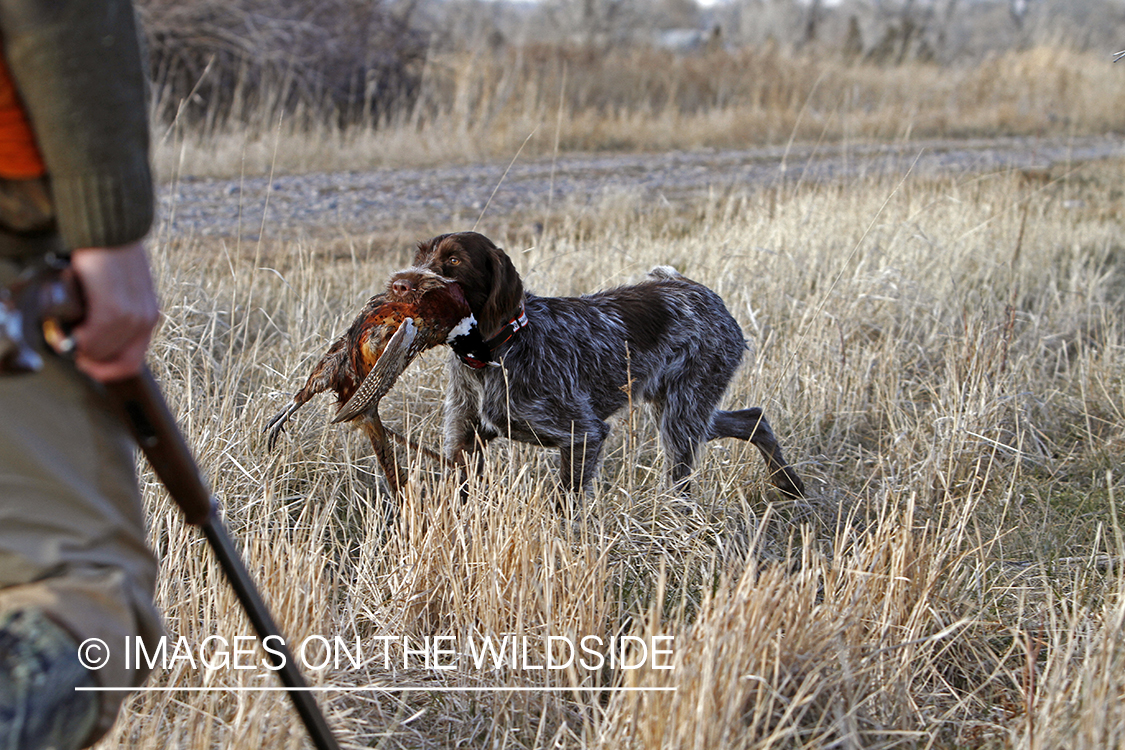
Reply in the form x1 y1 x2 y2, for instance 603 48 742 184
447 256 461 267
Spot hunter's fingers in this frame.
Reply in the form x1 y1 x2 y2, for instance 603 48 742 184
68 242 160 382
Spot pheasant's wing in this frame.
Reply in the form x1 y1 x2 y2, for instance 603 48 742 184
266 292 391 450
331 318 419 424
294 336 350 402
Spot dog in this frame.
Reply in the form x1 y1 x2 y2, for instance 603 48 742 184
411 231 805 498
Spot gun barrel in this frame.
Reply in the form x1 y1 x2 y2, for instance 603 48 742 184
201 516 340 750
107 368 341 750
105 370 214 524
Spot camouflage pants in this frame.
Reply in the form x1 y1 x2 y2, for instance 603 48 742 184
0 608 98 749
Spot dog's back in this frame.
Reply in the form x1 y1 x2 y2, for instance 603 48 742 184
514 271 745 413
414 231 804 496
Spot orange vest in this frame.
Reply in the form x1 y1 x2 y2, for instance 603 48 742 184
0 43 46 179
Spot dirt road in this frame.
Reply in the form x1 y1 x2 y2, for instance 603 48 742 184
157 135 1123 241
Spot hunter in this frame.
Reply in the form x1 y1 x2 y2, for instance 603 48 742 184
0 0 162 747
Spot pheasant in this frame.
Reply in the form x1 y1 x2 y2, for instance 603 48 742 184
265 268 491 494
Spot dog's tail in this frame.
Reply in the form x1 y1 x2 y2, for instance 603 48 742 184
648 265 683 281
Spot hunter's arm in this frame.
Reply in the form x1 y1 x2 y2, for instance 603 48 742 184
0 0 153 256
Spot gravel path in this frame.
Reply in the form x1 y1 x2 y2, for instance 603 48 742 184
157 135 1124 241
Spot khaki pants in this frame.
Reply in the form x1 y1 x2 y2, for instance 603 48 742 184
0 259 162 743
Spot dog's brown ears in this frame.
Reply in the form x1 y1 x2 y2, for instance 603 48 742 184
414 231 524 336
482 240 524 335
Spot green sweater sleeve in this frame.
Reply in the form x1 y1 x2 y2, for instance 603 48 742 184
0 0 153 253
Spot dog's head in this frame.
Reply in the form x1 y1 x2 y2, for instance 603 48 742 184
413 232 523 337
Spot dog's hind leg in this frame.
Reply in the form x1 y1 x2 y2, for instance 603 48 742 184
709 408 806 498
654 404 710 495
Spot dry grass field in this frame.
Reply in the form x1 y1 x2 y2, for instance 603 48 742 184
153 44 1125 178
97 141 1125 748
87 14 1125 746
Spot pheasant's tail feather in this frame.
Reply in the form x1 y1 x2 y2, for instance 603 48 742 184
331 318 419 424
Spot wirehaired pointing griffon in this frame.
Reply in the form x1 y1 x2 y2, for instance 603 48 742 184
412 231 805 497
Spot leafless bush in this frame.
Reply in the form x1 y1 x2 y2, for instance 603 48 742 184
709 0 1125 64
137 0 428 125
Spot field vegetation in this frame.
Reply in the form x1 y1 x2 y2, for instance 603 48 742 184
141 0 1125 177
108 157 1125 749
100 1 1125 748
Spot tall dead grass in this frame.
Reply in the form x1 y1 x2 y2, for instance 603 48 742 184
154 44 1125 178
94 155 1125 748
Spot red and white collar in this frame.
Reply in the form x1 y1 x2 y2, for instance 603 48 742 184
483 303 529 350
459 302 528 369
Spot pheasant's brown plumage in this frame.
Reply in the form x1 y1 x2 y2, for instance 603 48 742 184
265 268 490 494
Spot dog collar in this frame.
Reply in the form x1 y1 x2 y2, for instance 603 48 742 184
458 302 529 369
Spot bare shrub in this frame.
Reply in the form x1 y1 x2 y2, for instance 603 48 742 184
137 0 427 126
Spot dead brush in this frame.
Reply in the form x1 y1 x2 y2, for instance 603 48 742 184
139 0 426 128
151 43 1125 178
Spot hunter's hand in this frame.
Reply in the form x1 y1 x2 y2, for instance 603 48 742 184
69 242 159 382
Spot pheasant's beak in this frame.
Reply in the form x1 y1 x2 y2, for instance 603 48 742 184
331 318 418 424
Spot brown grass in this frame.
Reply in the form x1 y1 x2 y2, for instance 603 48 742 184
154 44 1125 178
94 152 1125 748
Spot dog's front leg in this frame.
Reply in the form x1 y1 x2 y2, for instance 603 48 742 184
442 368 495 499
445 421 492 502
556 418 610 496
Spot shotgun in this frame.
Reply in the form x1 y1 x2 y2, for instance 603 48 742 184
0 259 341 750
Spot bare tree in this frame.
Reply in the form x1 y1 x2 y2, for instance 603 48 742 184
803 0 824 45
1010 0 1030 27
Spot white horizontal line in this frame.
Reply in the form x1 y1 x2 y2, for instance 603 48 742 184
77 686 676 693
